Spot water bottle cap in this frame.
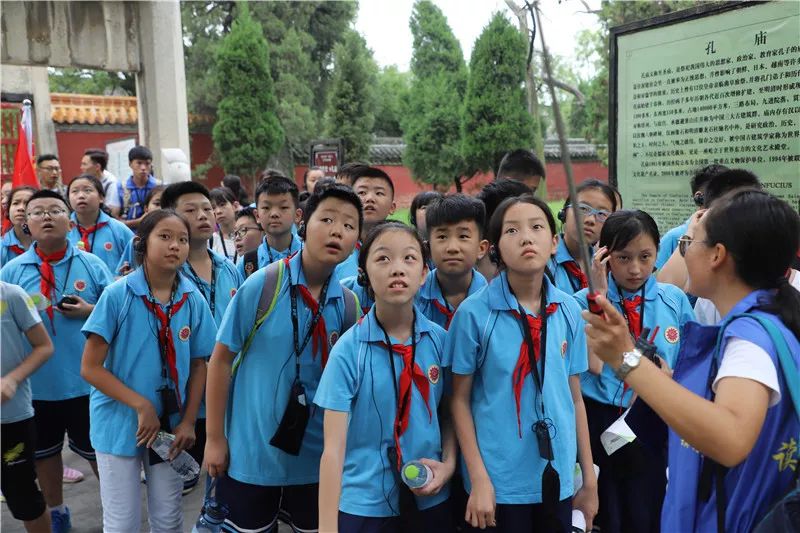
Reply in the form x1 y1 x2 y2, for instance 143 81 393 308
403 464 420 479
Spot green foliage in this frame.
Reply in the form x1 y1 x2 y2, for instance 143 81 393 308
404 0 467 187
48 68 135 95
373 67 411 137
212 3 284 177
461 13 535 174
324 30 377 163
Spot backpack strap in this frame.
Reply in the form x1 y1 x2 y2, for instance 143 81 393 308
231 259 285 377
242 249 259 279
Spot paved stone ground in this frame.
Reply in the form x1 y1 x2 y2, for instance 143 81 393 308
1 448 292 532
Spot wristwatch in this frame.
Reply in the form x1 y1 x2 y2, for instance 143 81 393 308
615 348 643 380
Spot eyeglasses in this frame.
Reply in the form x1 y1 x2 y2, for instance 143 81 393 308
232 226 262 240
39 166 61 173
566 203 611 223
678 234 708 257
693 191 705 207
27 208 68 220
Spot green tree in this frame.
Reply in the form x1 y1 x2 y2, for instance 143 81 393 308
462 13 535 175
324 30 377 162
212 3 284 177
373 66 411 137
48 68 135 95
403 0 468 189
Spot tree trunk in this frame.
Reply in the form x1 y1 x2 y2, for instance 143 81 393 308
453 175 463 193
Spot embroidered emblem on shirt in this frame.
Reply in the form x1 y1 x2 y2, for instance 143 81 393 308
329 330 339 346
103 242 113 251
428 364 440 385
772 438 798 472
74 280 87 292
561 340 568 357
230 288 237 298
665 326 680 344
179 326 191 342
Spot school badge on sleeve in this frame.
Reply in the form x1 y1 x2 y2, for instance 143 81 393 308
427 364 440 385
179 326 191 342
665 326 680 344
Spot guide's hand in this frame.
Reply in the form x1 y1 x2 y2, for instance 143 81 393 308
171 420 196 459
581 295 635 367
590 246 610 296
465 476 496 529
135 400 160 448
204 436 229 478
686 209 707 236
410 458 454 497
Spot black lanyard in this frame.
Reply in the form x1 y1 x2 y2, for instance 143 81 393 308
218 229 228 259
510 285 549 422
616 282 646 340
289 261 331 384
187 251 217 316
267 234 294 264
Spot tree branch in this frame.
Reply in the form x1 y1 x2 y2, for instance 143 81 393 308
542 76 585 104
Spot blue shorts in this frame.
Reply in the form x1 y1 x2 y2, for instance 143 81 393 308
216 474 318 532
338 498 452 533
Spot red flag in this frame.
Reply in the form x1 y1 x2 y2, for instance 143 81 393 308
11 102 37 189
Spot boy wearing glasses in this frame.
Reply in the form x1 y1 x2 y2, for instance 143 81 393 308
232 207 264 275
548 179 617 295
0 190 114 533
36 155 67 197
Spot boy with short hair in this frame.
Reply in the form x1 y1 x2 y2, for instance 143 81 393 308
334 162 368 187
474 178 531 280
496 148 546 194
204 184 363 533
417 194 489 330
118 145 158 229
237 175 303 278
81 148 122 217
0 190 114 533
233 207 264 273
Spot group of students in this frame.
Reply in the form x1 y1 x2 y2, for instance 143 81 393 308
1 148 798 533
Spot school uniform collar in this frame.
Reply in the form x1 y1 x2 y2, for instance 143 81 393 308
418 268 482 302
607 274 658 302
70 210 112 226
17 242 77 266
180 248 227 282
261 234 301 255
356 305 432 343
125 175 157 190
2 229 24 247
722 289 773 320
487 270 568 312
285 250 343 303
126 267 197 298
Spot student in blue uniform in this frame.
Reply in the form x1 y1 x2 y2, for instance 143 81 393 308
1 281 54 533
337 167 397 280
448 195 598 532
474 179 530 281
549 179 616 295
232 207 264 266
317 221 455 532
416 194 487 330
67 174 135 274
236 175 303 278
116 185 165 276
584 189 800 532
574 210 694 532
409 191 443 239
80 209 215 532
0 189 114 533
204 184 363 533
1 187 35 266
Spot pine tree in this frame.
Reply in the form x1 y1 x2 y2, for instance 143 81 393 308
212 2 284 178
461 13 535 174
324 30 377 162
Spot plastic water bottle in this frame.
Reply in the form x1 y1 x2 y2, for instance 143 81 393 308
401 460 432 489
571 509 586 532
192 501 228 533
151 431 200 482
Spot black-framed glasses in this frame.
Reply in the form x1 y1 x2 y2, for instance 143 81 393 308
693 191 705 207
678 234 707 257
232 226 262 240
566 202 611 223
27 208 68 220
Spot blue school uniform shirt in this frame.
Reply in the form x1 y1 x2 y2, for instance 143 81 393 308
0 244 114 401
416 269 487 330
0 281 43 424
81 268 216 457
68 211 135 275
662 290 800 532
548 237 591 295
655 217 690 270
1 230 29 267
335 242 361 280
340 275 373 314
574 274 695 407
115 237 136 276
314 308 450 517
217 252 357 486
180 249 243 326
118 175 158 220
235 234 303 278
445 272 588 504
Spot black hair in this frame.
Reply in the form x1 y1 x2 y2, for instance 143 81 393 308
704 189 800 338
303 166 325 188
235 206 258 223
690 163 729 195
144 185 165 210
302 183 363 238
312 177 338 195
128 145 153 162
133 209 190 266
476 178 531 225
336 162 369 184
4 186 36 222
599 210 660 253
703 168 762 208
409 191 443 229
488 194 557 265
425 194 486 238
496 149 546 182
26 189 69 209
160 181 211 210
610 186 623 210
357 221 430 293
210 186 237 206
83 148 109 171
254 175 300 208
352 167 395 197
562 178 618 212
222 174 250 205
67 174 105 199
36 154 58 166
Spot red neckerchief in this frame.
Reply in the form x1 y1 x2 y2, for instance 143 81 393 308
382 341 432 469
141 293 190 409
563 261 588 289
621 296 643 340
8 244 26 256
77 221 108 252
431 299 454 330
35 245 68 333
296 285 329 368
510 303 559 437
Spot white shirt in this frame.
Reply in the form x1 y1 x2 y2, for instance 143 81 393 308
101 170 121 209
713 338 780 406
694 270 800 325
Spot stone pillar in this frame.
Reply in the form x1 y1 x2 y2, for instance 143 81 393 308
0 65 58 156
135 0 190 182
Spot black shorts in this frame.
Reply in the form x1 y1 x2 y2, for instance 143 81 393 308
1 418 47 521
460 485 572 533
338 499 453 533
33 395 95 461
216 475 318 532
